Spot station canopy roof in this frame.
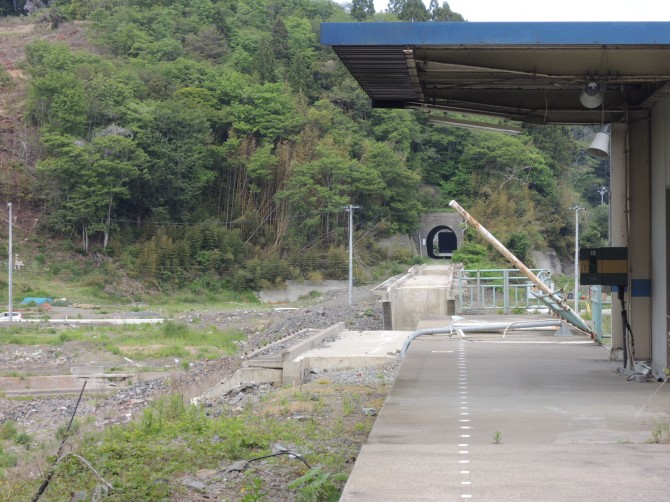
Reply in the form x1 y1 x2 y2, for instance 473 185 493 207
320 22 670 125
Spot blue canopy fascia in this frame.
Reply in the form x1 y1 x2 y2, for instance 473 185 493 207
321 22 670 47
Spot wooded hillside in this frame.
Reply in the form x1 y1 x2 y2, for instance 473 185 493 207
0 0 609 293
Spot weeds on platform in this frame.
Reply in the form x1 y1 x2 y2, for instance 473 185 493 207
650 422 670 443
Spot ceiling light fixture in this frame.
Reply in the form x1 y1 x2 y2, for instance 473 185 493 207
587 124 610 159
580 81 603 109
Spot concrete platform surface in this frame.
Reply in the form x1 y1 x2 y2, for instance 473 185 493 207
297 330 411 359
295 330 411 373
341 332 670 501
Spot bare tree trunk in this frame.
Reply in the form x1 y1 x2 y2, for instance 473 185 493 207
270 142 293 250
82 225 88 253
103 197 113 249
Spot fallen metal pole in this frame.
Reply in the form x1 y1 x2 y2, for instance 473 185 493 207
400 320 563 358
451 320 562 333
448 200 595 337
32 381 87 502
400 327 459 359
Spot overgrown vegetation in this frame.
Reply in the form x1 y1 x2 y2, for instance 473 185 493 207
0 321 245 364
0 379 386 500
0 0 609 301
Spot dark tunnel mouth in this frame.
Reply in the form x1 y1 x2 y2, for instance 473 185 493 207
426 226 457 259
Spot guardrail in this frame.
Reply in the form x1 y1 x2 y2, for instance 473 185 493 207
457 268 553 313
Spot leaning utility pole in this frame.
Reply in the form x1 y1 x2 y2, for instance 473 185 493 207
448 199 594 337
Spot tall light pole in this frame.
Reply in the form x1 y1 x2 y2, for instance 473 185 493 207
7 202 12 323
598 186 608 205
344 204 361 306
572 205 585 312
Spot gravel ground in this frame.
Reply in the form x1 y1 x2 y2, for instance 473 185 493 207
2 283 386 424
1 284 396 500
177 283 385 352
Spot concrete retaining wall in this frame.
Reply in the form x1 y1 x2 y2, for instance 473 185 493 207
201 367 283 399
283 322 346 386
195 323 348 400
381 264 456 330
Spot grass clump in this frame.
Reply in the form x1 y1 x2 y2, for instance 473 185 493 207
0 445 18 472
288 467 348 502
0 422 16 441
650 422 670 443
0 322 246 363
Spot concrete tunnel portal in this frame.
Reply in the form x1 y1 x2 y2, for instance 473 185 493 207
416 212 465 259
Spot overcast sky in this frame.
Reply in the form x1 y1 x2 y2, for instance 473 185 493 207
371 0 670 22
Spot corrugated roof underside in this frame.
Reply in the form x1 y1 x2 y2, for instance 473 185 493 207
333 46 420 101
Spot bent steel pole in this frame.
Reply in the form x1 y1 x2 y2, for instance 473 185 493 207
448 200 595 337
400 319 563 359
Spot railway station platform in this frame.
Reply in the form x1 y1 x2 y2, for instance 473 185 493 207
341 325 670 501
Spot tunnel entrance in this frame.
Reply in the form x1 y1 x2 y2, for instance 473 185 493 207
426 226 457 259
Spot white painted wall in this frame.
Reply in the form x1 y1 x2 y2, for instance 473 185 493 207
651 100 670 377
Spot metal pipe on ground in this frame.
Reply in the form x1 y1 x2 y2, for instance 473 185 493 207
400 319 563 359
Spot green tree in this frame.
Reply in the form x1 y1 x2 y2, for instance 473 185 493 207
526 125 577 183
255 35 277 83
370 109 421 154
184 25 228 62
429 0 439 20
271 17 290 63
440 131 552 206
433 1 465 21
287 48 312 95
132 100 214 220
227 82 304 141
277 143 362 245
351 0 375 20
581 204 609 247
361 141 421 233
38 131 148 251
387 0 403 14
393 0 429 21
24 41 85 78
28 73 88 136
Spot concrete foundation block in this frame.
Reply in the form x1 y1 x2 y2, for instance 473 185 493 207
70 366 104 375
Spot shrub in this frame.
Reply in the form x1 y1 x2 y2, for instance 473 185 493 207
288 468 348 502
0 445 18 469
0 421 17 440
15 432 32 448
452 241 498 269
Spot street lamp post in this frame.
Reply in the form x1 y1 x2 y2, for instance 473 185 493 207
573 205 585 312
344 205 361 306
598 186 608 205
7 202 13 323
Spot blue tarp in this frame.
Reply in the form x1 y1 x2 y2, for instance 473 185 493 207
21 297 53 305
